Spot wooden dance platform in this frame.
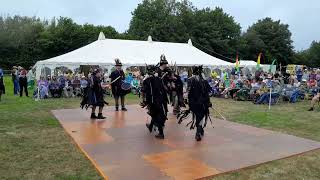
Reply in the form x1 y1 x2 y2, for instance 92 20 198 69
52 105 320 180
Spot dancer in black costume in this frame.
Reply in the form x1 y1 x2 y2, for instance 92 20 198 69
141 65 168 139
81 69 108 119
177 65 212 141
167 69 185 115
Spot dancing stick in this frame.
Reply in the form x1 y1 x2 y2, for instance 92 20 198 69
110 76 121 84
211 106 227 121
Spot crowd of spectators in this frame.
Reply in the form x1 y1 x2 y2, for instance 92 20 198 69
36 74 88 99
206 68 320 105
2 65 319 111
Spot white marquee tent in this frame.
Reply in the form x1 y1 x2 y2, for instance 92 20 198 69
34 32 232 79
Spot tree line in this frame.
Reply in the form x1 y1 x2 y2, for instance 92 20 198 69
0 0 319 70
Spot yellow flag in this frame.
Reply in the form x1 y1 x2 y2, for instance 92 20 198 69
257 53 262 69
235 55 239 72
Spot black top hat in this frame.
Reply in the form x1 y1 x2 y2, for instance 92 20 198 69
192 65 203 75
115 58 122 66
146 64 157 75
160 54 168 66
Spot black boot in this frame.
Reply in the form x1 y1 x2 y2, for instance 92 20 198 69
308 107 314 111
200 126 204 136
90 113 97 119
115 106 119 111
146 122 153 133
97 113 106 119
195 126 202 141
155 126 164 139
121 107 127 111
195 132 202 141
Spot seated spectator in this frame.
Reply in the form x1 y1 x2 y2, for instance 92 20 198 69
296 69 303 82
58 75 66 89
308 91 320 111
254 82 282 104
316 69 320 81
283 70 290 84
309 70 316 82
234 80 251 101
72 76 81 88
71 76 81 96
221 77 234 98
63 76 73 98
36 76 49 99
308 79 317 88
80 76 88 89
131 76 141 96
302 69 309 82
49 76 62 98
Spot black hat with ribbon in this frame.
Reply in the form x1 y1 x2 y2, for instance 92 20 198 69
192 65 203 75
115 58 122 66
160 54 168 66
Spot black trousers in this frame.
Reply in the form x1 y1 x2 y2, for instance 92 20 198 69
149 104 167 128
114 95 125 108
19 77 28 97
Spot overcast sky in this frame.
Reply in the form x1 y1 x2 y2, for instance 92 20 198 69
1 0 319 50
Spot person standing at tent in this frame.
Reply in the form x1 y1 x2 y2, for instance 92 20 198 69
109 59 127 111
12 66 20 95
19 68 28 97
0 68 5 101
141 65 168 139
27 67 35 90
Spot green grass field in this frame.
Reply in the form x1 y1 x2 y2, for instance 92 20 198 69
0 76 319 180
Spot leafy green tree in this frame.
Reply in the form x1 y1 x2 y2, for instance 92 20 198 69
191 7 241 60
128 0 241 61
294 41 320 67
241 18 294 65
0 16 45 69
307 41 320 67
128 0 180 42
0 15 120 69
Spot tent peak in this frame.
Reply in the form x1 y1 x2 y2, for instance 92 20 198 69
147 35 153 42
98 32 106 40
188 39 193 46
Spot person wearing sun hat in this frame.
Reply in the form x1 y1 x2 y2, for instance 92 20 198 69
109 58 127 111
